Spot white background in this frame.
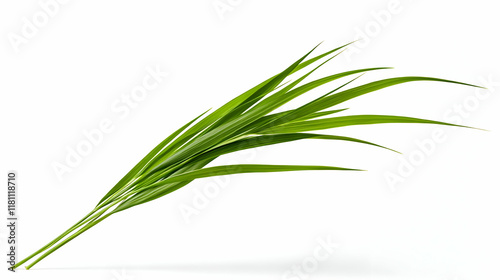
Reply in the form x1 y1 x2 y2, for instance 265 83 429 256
1 0 499 279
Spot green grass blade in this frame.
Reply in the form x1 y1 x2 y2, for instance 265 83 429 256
285 77 481 121
260 114 474 134
160 164 361 184
188 133 398 164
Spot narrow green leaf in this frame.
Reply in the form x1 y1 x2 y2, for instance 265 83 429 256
145 164 361 191
188 132 398 164
284 77 481 122
260 114 473 134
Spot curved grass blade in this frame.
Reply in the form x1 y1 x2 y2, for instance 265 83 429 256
187 133 398 164
115 163 361 213
282 77 482 122
259 114 475 134
141 164 361 193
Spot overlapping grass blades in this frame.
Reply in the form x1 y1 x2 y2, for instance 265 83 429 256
14 42 481 270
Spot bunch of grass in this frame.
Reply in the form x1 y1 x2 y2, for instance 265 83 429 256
14 42 480 269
